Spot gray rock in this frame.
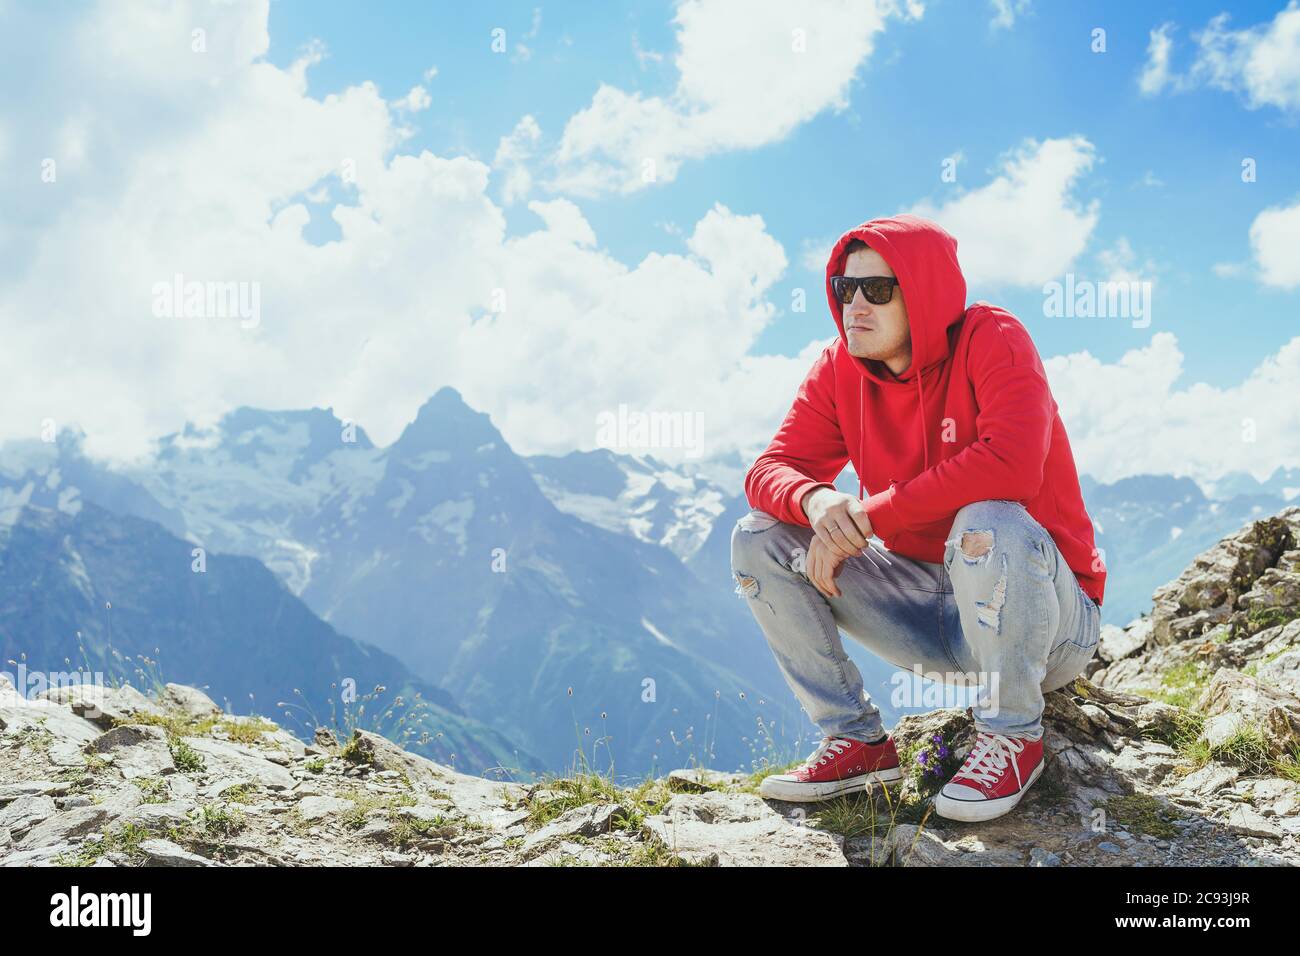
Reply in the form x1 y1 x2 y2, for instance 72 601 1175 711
1150 516 1294 645
522 840 612 867
39 682 163 728
203 777 254 800
138 838 216 866
888 825 961 867
1199 670 1300 756
183 737 295 790
1224 806 1281 840
160 684 222 719
261 727 307 760
0 780 66 803
1249 777 1300 816
0 795 56 837
666 768 746 793
17 807 111 851
643 792 847 867
0 843 74 866
1099 621 1149 662
0 701 102 747
85 724 175 780
296 795 355 822
1112 742 1177 784
1174 763 1239 797
1257 647 1300 700
523 803 618 855
356 817 392 841
125 802 196 829
47 739 92 767
1029 847 1062 867
97 787 144 817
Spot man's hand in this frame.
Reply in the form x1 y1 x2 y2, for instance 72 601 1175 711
801 487 874 558
806 535 849 598
800 488 874 600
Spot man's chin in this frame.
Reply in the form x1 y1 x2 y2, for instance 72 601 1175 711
846 340 884 360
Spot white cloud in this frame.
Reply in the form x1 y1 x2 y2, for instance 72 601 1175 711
1094 237 1157 285
1046 333 1300 485
525 198 597 248
1249 198 1300 288
1138 23 1177 95
989 0 1031 30
9 0 1292 497
392 85 432 112
492 114 543 205
799 235 839 273
632 33 666 68
546 0 920 197
0 1 814 468
1139 4 1300 110
908 136 1100 289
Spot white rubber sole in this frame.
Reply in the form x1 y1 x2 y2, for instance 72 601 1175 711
932 760 1044 823
759 766 904 803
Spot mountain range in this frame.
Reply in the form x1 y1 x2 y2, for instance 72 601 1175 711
1 388 1293 778
0 500 533 774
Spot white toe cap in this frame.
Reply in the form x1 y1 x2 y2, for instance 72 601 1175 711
940 782 985 801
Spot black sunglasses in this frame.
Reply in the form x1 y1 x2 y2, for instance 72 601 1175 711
830 275 900 306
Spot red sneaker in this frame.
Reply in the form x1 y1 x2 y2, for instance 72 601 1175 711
934 731 1044 822
759 736 902 802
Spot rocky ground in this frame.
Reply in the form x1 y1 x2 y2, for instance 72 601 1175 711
3 507 1299 867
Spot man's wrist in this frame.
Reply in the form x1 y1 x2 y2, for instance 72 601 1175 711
801 485 830 520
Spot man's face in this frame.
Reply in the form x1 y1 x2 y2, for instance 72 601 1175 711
842 247 910 369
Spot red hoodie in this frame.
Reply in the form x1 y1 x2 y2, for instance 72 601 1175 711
744 214 1106 606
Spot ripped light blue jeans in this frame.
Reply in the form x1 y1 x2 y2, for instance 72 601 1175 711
730 499 1101 740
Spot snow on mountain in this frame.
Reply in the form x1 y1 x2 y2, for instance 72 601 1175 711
524 448 729 562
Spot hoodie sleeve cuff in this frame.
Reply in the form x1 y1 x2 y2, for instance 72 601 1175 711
863 486 903 540
789 480 837 526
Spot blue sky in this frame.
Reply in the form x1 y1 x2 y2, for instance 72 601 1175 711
264 0 1300 389
2 0 1297 486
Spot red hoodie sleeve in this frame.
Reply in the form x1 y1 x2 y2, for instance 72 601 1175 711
863 312 1054 539
744 345 849 526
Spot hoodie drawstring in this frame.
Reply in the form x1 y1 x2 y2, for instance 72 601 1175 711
917 372 928 471
858 376 864 502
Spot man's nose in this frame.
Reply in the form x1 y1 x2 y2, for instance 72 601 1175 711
849 290 873 314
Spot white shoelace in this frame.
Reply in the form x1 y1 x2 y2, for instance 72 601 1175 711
803 737 852 769
955 732 1025 787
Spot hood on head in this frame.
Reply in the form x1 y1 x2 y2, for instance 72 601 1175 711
824 214 967 386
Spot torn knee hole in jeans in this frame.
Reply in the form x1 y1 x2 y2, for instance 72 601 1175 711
974 553 1008 632
952 529 994 561
733 570 774 614
737 511 779 533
